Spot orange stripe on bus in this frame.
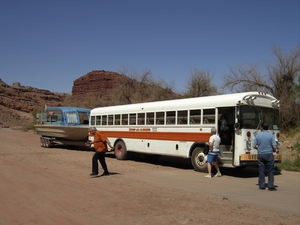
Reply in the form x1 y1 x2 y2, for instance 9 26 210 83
99 130 211 142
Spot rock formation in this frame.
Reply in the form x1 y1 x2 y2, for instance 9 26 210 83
0 70 178 128
0 71 127 127
72 70 125 96
0 79 68 127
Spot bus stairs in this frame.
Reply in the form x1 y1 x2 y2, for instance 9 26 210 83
219 145 233 167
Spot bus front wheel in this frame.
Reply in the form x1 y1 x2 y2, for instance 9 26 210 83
114 141 128 160
191 147 208 172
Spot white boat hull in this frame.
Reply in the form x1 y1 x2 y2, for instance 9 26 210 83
34 125 89 141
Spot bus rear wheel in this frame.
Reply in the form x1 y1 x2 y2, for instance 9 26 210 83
191 147 208 172
114 141 128 160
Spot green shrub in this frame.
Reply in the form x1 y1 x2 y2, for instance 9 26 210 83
277 141 300 172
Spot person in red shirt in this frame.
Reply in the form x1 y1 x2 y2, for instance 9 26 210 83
87 127 114 176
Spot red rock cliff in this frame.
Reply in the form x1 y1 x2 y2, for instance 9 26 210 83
72 70 125 96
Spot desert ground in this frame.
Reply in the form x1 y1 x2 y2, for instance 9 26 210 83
0 128 299 225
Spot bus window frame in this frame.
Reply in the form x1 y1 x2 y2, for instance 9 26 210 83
166 110 176 125
177 110 188 125
121 114 128 125
96 115 101 125
129 113 136 125
114 114 121 125
203 108 216 124
155 111 165 125
146 112 154 125
138 113 145 125
189 109 201 125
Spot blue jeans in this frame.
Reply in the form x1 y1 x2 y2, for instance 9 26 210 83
258 153 275 189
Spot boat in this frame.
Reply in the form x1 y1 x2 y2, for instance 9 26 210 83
34 106 91 148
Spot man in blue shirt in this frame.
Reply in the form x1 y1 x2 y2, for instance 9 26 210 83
253 123 277 191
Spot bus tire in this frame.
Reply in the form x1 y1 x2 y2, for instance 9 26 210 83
191 147 208 172
114 141 128 160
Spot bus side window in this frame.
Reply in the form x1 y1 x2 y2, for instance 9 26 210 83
146 112 154 125
122 114 128 125
108 115 113 125
178 110 187 125
156 112 165 125
129 113 136 125
90 116 96 126
166 111 175 125
138 113 145 125
189 109 201 124
96 116 101 125
203 109 215 124
102 115 107 125
114 114 121 125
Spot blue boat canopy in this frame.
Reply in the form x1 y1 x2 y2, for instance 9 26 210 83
45 106 91 113
36 107 91 126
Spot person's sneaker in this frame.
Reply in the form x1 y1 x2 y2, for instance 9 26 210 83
215 173 222 177
268 187 277 191
101 172 110 176
204 174 212 178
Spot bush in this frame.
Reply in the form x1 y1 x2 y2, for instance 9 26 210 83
277 140 300 172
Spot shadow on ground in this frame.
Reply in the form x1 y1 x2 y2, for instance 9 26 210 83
51 147 282 179
107 153 282 179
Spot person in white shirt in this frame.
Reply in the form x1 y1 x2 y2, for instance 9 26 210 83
205 127 222 178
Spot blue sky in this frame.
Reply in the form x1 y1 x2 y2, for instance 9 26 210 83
1 0 299 94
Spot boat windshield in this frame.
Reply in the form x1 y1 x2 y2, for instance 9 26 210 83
66 112 78 124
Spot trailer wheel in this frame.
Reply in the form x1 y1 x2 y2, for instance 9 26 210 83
41 137 46 147
191 147 208 172
44 138 51 148
114 141 128 160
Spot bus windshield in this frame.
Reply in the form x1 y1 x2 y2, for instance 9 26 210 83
240 105 280 130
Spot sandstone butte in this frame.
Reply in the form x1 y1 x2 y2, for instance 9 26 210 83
0 70 125 128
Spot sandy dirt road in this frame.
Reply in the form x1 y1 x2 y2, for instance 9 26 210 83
0 128 299 225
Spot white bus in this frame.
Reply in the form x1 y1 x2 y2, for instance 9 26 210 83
89 92 281 172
